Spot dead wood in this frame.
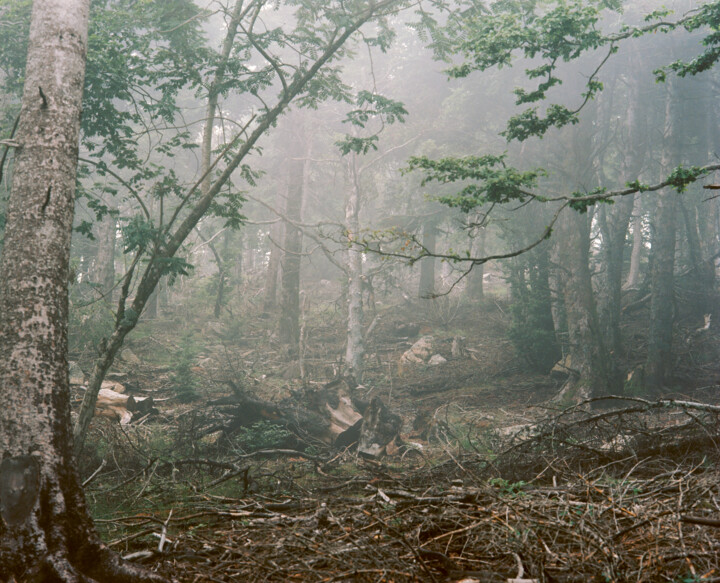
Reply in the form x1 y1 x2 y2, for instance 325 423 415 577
208 378 400 456
98 454 720 583
94 384 154 424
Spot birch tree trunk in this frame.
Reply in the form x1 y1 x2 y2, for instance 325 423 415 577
345 155 365 379
0 1 164 580
625 194 644 289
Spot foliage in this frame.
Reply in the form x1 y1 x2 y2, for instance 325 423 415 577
408 0 720 216
654 0 720 80
337 90 409 155
169 336 202 403
406 153 543 211
439 0 620 141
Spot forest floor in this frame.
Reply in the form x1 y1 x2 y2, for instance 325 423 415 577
71 280 720 582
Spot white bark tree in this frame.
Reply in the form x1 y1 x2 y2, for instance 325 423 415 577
0 1 164 580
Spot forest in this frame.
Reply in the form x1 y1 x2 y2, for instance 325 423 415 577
1 0 720 581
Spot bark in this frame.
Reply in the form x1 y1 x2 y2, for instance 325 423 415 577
465 225 485 301
645 83 680 394
278 115 307 354
625 194 644 289
597 55 647 362
197 227 228 319
0 1 164 580
553 209 611 402
345 156 365 379
418 220 437 298
93 208 116 305
596 200 632 359
679 197 716 320
645 191 677 393
263 191 284 314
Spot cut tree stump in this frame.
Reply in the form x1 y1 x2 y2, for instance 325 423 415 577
358 397 403 458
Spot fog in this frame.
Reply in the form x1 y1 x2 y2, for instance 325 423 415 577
1 0 719 579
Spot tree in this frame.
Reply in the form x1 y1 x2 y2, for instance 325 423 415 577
402 0 720 398
0 0 164 580
72 0 409 454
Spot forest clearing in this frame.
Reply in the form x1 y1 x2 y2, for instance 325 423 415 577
2 0 720 581
71 283 720 582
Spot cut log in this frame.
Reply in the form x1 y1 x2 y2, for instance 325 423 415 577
304 378 363 444
95 388 134 425
93 385 154 425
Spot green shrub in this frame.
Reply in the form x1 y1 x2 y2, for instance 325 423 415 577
169 335 201 403
235 421 293 452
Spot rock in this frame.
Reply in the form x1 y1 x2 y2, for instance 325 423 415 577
400 335 434 365
281 360 302 380
68 361 85 385
204 321 225 337
389 322 421 338
428 354 447 366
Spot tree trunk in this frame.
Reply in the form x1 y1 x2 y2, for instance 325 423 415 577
345 156 365 379
645 191 677 393
418 220 437 297
625 194 644 289
278 116 307 354
263 192 284 314
93 207 117 306
0 2 164 580
645 83 680 394
679 197 716 320
465 226 485 301
553 209 611 402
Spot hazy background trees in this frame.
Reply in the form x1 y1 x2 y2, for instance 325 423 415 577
0 0 718 425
